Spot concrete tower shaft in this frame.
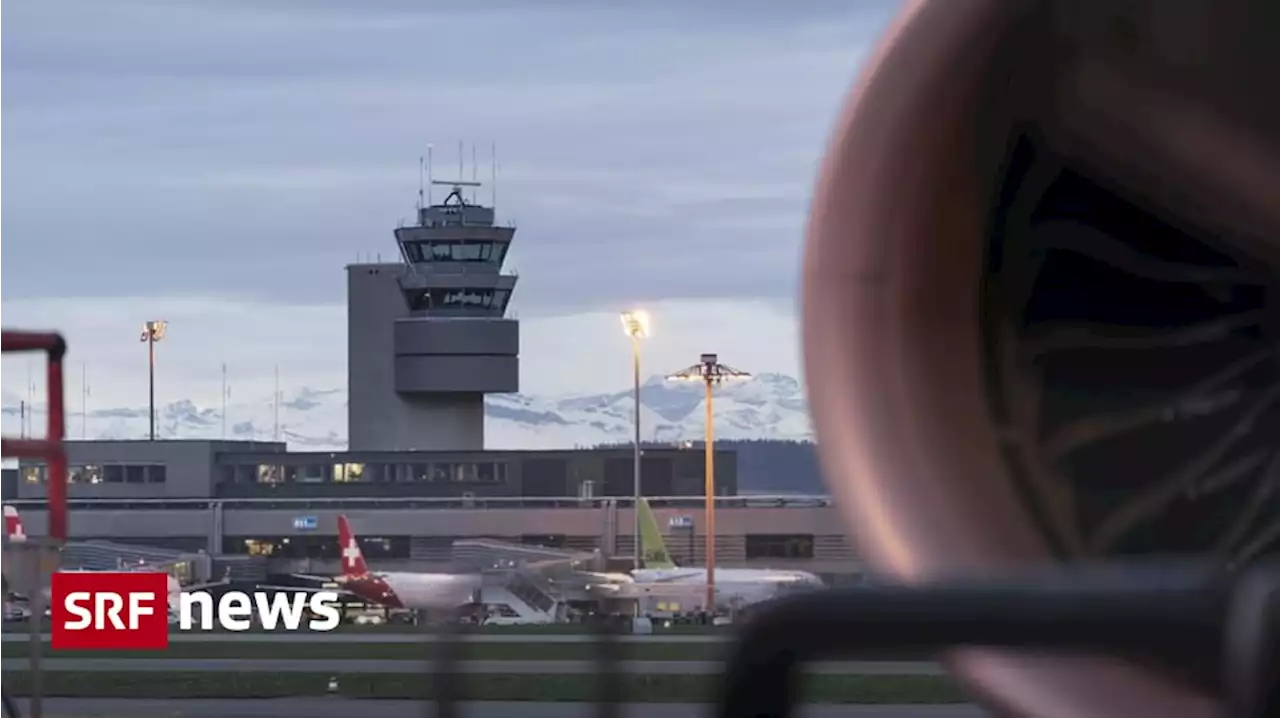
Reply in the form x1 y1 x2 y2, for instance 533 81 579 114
347 180 519 451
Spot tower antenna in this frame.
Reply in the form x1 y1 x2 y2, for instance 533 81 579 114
417 156 425 212
221 362 229 439
81 363 89 439
457 139 464 186
426 144 434 206
471 143 478 203
273 365 281 442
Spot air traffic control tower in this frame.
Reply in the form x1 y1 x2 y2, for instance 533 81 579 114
346 179 518 451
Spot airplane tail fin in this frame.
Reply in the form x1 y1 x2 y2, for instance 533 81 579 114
337 515 369 576
4 505 27 543
636 498 677 569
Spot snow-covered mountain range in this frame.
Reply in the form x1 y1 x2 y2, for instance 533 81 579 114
0 373 812 450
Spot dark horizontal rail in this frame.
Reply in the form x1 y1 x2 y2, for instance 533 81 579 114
717 560 1275 718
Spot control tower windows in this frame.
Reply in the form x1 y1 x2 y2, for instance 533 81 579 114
402 240 509 265
406 288 511 312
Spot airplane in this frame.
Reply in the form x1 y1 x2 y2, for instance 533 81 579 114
3 505 215 621
281 515 484 611
607 498 826 609
4 506 24 543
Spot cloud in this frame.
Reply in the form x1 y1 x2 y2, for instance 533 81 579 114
4 0 894 311
3 0 895 406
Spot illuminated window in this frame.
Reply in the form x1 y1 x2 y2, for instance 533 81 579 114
333 463 365 483
257 465 283 484
69 465 103 484
244 538 277 556
405 288 512 312
22 465 45 484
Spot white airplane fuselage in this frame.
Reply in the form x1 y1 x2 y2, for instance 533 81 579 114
629 567 824 606
344 571 482 610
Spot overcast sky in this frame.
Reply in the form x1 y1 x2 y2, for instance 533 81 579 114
2 0 896 409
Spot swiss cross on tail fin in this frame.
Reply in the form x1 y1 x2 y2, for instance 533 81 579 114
4 506 27 543
336 515 369 576
636 498 677 569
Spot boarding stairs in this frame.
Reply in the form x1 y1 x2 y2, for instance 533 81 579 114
59 540 188 572
478 569 562 622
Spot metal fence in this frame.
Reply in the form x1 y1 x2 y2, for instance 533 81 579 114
2 330 1275 718
415 561 1279 717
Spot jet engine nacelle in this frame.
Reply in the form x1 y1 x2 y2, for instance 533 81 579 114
803 2 1278 717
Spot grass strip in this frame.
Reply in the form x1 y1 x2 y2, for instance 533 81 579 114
7 642 930 662
6 641 726 661
4 671 967 704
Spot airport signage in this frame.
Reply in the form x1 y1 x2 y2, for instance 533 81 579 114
668 515 694 528
50 572 340 650
293 516 318 530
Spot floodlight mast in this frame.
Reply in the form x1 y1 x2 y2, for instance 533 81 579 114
665 353 752 613
619 310 650 575
140 320 168 441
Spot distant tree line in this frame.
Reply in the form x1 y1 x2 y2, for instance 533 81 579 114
591 438 825 494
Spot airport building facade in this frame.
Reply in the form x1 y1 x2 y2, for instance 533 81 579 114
11 439 861 583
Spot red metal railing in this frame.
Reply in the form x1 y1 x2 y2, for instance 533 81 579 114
1 331 68 542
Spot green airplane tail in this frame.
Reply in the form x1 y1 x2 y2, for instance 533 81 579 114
636 498 677 569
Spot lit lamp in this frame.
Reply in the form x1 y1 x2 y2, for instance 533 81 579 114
139 320 168 441
666 353 751 613
619 310 650 575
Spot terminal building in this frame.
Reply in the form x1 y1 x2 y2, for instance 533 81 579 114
8 438 857 582
4 174 861 612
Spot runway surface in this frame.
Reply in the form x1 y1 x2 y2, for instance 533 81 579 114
12 657 946 675
2 632 727 644
27 697 991 718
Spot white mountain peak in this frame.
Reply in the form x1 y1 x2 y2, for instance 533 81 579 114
1 373 813 451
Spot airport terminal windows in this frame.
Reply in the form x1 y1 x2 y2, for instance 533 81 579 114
405 288 511 312
745 534 816 560
21 463 167 485
333 463 365 482
401 239 509 265
224 535 411 560
221 460 508 486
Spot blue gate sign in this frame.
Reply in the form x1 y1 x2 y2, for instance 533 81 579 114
293 516 318 530
668 515 693 529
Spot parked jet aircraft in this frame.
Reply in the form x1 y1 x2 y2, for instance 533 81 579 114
619 498 826 608
283 515 483 610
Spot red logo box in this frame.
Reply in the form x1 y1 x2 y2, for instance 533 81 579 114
50 572 170 650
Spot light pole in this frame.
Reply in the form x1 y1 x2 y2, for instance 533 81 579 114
667 353 750 613
619 309 650 573
139 320 168 441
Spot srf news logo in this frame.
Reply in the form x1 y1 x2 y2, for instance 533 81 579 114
51 572 340 650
